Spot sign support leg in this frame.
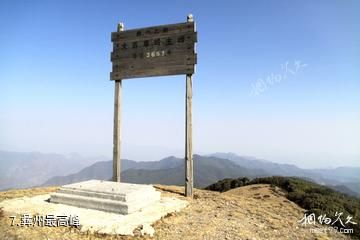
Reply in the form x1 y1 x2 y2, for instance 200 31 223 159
113 80 122 182
185 74 193 197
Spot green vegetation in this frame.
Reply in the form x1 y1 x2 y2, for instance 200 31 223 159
205 177 250 192
206 176 360 239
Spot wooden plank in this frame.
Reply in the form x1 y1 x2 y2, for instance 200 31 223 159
113 80 122 182
111 45 195 62
111 33 197 60
114 64 195 76
185 74 193 197
110 51 196 80
112 63 196 76
111 22 195 42
112 32 197 51
110 64 194 80
112 54 197 71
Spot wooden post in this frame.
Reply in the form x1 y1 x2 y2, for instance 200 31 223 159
113 23 124 182
185 14 194 197
185 73 193 197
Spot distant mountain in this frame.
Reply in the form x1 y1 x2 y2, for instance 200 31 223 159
42 156 182 186
124 156 183 170
43 155 267 187
209 152 307 176
210 152 360 197
308 167 360 184
0 151 107 191
122 155 267 187
344 181 360 195
328 184 360 198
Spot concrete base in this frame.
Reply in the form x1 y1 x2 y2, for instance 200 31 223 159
1 193 188 236
50 180 161 214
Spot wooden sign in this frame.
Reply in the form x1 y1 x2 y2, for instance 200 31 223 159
110 22 197 80
110 15 196 198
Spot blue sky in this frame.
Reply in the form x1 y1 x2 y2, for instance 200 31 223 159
0 0 359 168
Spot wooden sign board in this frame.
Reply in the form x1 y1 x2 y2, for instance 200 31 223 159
110 15 196 197
110 22 197 80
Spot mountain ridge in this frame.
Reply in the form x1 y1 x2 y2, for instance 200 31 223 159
1 150 359 198
43 153 360 197
43 155 268 188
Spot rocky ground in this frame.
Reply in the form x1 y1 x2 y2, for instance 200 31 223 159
0 184 351 240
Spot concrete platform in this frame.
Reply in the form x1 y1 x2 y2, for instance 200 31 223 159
50 180 161 214
0 193 188 236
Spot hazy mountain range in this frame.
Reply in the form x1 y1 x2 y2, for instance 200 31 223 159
42 155 267 187
210 152 360 197
210 152 360 185
1 150 359 197
0 151 107 190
